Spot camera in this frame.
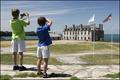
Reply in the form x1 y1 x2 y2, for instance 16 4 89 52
20 12 29 20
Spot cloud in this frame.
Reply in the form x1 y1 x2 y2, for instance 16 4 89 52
30 9 72 17
30 6 104 17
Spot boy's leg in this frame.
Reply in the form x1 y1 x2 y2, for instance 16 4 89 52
19 52 23 66
37 57 42 73
11 40 19 70
18 40 25 65
43 58 48 74
18 40 26 71
42 46 50 78
37 47 43 74
13 52 19 70
19 52 27 71
13 52 17 65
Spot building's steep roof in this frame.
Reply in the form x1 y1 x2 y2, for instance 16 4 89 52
63 24 92 31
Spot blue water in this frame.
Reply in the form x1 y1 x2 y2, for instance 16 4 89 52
1 34 119 42
104 34 119 42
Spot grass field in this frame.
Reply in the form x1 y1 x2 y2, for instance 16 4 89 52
0 75 12 80
80 54 119 65
1 54 63 65
26 42 119 54
103 72 120 78
1 40 119 65
1 72 119 80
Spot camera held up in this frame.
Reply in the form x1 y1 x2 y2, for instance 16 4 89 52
20 12 29 20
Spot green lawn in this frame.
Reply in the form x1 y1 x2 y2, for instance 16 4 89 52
80 54 119 65
14 72 40 78
26 42 119 54
0 75 12 80
26 44 93 53
103 72 120 78
1 54 63 65
1 72 119 80
70 76 80 80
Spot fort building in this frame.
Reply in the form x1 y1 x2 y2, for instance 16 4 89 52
62 24 104 41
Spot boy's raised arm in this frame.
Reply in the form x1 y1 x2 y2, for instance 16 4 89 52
22 12 30 25
46 18 52 27
26 12 30 25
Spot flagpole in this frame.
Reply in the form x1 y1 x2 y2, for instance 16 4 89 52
91 22 95 65
102 13 112 71
93 23 95 65
88 14 95 65
111 30 113 63
93 15 95 65
110 21 113 69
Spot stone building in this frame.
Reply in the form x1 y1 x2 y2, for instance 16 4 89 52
63 24 104 41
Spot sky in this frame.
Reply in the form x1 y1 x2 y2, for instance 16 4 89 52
1 1 119 34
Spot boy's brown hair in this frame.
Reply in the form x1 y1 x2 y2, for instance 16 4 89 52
11 8 20 19
37 17 47 26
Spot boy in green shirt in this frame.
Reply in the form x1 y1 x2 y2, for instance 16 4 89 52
10 8 30 71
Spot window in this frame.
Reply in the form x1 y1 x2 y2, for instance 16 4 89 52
67 37 68 40
81 31 83 35
88 37 90 40
78 32 79 35
88 31 90 35
88 31 90 34
81 37 82 40
85 32 86 35
84 37 86 40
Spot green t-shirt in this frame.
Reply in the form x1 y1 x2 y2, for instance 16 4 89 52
10 19 27 40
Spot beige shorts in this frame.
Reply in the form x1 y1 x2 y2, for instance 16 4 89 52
11 40 25 52
37 46 50 58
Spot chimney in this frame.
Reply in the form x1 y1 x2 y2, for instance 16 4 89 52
80 24 83 28
65 25 67 29
99 24 103 30
73 24 75 29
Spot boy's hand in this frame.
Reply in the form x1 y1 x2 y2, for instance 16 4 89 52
25 12 30 25
46 18 52 27
26 12 29 17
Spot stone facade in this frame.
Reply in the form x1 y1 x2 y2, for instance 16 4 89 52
63 24 104 41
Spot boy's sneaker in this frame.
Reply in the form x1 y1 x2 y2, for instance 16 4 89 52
43 73 48 78
19 66 27 71
13 65 19 70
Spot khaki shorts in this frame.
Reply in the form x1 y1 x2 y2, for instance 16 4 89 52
37 46 50 58
11 40 25 52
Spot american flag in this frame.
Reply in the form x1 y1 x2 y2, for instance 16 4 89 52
103 14 112 23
